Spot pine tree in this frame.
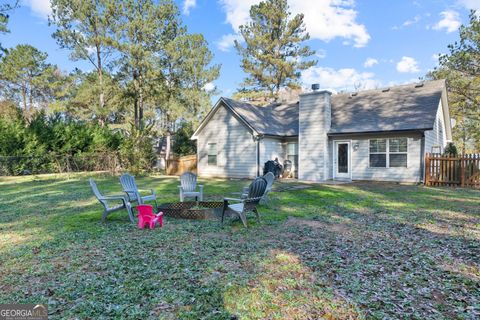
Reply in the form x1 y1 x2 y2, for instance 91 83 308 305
430 11 480 152
50 0 118 124
0 1 18 52
235 0 316 101
0 44 62 112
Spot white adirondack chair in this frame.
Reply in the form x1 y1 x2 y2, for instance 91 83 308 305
178 172 203 202
89 178 134 223
119 173 158 211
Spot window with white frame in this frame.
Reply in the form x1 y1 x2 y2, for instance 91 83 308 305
287 142 298 170
369 139 387 167
388 138 407 167
369 138 407 168
207 143 217 166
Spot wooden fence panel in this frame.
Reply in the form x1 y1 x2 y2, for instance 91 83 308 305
425 153 480 188
166 155 197 176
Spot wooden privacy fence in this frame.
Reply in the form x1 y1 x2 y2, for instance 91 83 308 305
425 153 480 188
166 155 197 176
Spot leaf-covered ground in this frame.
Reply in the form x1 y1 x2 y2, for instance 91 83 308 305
0 173 479 319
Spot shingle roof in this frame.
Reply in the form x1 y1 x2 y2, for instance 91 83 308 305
214 79 445 137
329 79 445 134
222 98 299 136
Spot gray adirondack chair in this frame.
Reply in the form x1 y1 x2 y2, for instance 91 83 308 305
89 178 134 223
119 173 158 211
178 172 203 202
242 172 275 204
222 177 267 228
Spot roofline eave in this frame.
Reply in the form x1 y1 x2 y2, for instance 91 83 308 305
327 128 433 136
191 97 259 140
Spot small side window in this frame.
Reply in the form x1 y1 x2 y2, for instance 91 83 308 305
207 143 217 166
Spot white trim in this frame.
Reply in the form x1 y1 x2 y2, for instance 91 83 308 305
191 98 258 140
440 82 453 141
333 140 352 180
368 138 408 168
207 142 217 166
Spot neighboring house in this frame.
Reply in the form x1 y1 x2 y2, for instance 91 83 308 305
191 79 452 183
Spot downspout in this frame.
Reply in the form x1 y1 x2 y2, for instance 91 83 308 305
420 133 425 183
254 134 264 177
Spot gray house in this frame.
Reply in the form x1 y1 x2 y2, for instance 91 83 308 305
191 79 452 183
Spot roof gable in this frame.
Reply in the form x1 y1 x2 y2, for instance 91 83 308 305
191 98 257 139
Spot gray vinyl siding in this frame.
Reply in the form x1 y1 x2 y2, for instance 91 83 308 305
329 133 423 182
259 138 285 171
424 100 447 155
196 105 257 178
298 92 331 182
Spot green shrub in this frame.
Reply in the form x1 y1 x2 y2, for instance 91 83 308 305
0 111 127 175
444 142 458 156
119 124 157 174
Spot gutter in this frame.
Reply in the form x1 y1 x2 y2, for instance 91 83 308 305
254 134 264 177
327 128 433 137
420 133 425 183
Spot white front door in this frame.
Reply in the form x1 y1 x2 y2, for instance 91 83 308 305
334 141 351 180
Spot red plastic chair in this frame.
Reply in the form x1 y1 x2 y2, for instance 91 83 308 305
137 205 163 229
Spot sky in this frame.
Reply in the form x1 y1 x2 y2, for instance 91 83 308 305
4 0 480 101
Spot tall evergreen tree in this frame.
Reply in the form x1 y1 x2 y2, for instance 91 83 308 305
429 11 480 152
235 0 316 101
55 70 126 124
112 0 179 129
49 0 118 123
0 0 18 52
0 44 62 112
156 31 220 158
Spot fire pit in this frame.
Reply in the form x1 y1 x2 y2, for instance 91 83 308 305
158 201 224 220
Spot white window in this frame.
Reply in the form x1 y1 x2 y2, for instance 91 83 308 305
388 138 407 167
207 143 217 166
369 139 387 167
287 142 298 169
369 138 407 168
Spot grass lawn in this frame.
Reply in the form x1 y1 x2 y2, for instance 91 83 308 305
0 173 479 319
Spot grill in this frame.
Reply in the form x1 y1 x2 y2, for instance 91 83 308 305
263 159 283 178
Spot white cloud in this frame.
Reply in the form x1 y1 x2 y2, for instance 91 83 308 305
432 53 441 61
215 33 243 52
203 82 215 92
316 49 327 59
363 58 378 68
23 0 52 19
396 56 420 73
393 15 422 30
182 0 197 15
458 0 480 11
218 0 370 48
301 66 381 92
403 15 421 27
433 10 461 33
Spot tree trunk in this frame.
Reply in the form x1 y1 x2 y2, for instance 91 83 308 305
133 70 139 129
462 116 467 154
165 131 171 161
22 85 27 111
134 96 139 129
139 86 144 129
96 44 105 126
